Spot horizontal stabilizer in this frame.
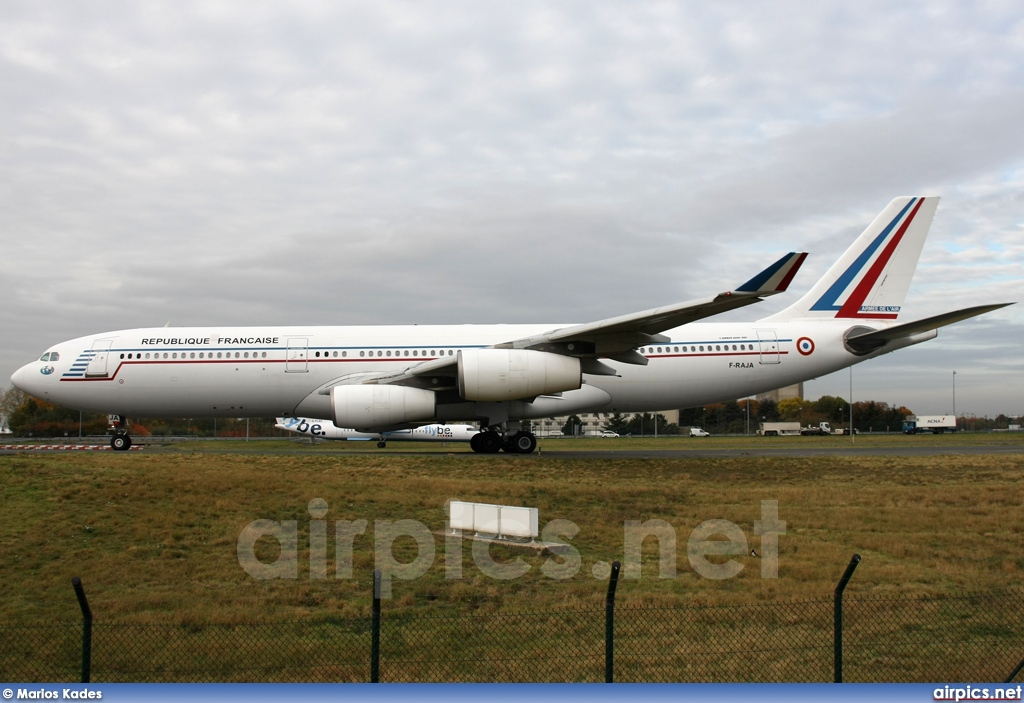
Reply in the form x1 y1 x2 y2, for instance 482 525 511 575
845 303 1014 353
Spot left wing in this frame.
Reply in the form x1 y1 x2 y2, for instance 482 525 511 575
495 252 808 366
347 251 807 391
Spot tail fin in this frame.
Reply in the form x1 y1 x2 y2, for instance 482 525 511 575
761 196 939 322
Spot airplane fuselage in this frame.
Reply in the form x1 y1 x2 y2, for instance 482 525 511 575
11 319 914 422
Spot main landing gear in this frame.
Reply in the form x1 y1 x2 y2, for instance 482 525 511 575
470 429 537 454
109 414 132 451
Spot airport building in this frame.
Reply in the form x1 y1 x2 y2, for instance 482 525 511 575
536 383 802 436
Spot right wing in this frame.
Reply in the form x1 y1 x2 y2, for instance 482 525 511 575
845 303 1014 353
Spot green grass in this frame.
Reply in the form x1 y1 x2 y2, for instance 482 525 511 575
2 439 1023 622
2 441 1022 682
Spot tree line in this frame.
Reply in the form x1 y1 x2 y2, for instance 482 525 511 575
0 386 283 438
2 384 1021 438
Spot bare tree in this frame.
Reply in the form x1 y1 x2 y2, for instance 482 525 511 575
0 385 27 429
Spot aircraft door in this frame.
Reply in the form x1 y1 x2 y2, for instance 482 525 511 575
85 339 114 377
756 330 780 365
286 337 309 373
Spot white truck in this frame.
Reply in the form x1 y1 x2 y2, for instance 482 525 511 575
903 415 957 434
756 422 802 436
689 427 710 437
759 421 855 436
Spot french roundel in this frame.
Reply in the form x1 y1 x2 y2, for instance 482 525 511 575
797 337 815 356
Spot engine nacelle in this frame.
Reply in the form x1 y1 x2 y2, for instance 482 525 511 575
457 349 582 401
330 385 436 430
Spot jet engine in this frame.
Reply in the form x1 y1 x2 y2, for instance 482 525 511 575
457 348 582 401
330 384 436 429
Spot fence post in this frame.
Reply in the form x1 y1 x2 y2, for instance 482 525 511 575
71 577 93 684
605 560 621 683
371 569 381 683
833 554 861 683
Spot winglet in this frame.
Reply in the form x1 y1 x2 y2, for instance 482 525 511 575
735 252 808 294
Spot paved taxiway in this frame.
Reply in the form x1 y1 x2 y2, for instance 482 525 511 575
5 443 1018 459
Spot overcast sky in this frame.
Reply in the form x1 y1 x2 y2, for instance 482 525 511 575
2 1 1022 418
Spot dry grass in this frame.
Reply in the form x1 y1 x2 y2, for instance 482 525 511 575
1 440 1023 626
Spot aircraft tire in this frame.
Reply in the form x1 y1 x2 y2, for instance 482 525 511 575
477 431 503 454
111 434 131 451
377 441 387 448
507 432 537 454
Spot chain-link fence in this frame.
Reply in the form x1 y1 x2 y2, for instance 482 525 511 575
3 577 1022 683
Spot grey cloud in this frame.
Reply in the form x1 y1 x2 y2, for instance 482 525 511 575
2 1 1022 414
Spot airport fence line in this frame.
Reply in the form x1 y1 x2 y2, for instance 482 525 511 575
2 563 1023 684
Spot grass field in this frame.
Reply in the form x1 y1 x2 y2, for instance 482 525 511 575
2 434 1022 625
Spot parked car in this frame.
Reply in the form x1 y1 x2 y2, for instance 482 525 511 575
600 430 620 438
689 427 711 437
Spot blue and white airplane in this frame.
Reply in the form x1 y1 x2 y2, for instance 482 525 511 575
11 197 1011 454
275 417 478 448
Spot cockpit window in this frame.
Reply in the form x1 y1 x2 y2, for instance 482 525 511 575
50 352 59 361
40 353 50 361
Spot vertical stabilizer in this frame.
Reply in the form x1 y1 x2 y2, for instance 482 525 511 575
760 196 939 322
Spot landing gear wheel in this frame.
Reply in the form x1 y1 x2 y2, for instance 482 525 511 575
111 434 132 451
473 431 503 454
377 440 387 449
508 432 537 454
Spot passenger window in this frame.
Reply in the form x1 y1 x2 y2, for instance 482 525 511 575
360 351 365 357
172 353 178 359
191 352 196 359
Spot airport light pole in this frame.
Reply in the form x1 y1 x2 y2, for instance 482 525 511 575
952 370 956 420
849 366 855 444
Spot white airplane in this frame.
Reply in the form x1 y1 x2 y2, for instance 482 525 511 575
275 417 479 448
11 197 1011 454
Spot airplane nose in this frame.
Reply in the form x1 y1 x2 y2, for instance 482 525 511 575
11 362 41 395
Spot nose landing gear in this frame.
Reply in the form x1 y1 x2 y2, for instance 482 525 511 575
108 414 132 451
